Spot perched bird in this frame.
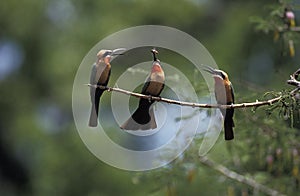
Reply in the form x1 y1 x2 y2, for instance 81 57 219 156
121 49 165 130
89 48 126 127
284 7 296 28
203 65 235 140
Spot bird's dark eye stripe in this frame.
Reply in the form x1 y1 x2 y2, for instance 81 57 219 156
221 73 225 79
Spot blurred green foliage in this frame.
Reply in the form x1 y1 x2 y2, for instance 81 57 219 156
1 0 300 195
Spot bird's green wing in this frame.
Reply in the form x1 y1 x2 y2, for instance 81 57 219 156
141 75 151 95
90 63 97 84
230 83 234 104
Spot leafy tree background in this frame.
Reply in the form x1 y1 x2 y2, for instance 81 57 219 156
0 0 300 195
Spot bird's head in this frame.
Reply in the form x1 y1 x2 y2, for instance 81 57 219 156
151 48 159 62
97 48 126 64
150 48 162 73
203 65 229 81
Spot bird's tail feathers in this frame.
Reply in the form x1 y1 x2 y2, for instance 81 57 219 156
224 113 234 140
88 104 98 127
120 107 157 130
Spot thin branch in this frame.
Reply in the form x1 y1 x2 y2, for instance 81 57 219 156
277 26 300 33
199 156 285 196
287 77 300 87
86 84 282 109
292 68 300 79
287 69 300 95
287 73 300 88
286 26 300 32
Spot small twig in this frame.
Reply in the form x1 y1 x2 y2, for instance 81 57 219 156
287 75 300 87
290 88 300 96
287 26 300 32
292 68 300 79
286 69 300 96
277 26 300 33
199 156 285 196
86 84 282 109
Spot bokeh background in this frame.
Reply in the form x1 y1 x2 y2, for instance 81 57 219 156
1 0 300 195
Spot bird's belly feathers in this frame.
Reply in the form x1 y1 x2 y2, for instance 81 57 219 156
215 84 233 104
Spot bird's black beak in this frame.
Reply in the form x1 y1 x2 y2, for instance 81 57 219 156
111 48 127 56
203 65 225 79
202 64 217 75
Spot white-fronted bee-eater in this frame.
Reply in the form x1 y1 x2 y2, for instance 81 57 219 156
204 65 235 140
89 48 126 127
121 49 165 130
